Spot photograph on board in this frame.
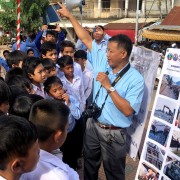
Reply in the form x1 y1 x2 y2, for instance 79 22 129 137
137 162 159 180
159 74 180 100
175 106 180 129
144 142 165 170
163 154 180 180
149 120 170 146
154 97 176 124
170 130 180 157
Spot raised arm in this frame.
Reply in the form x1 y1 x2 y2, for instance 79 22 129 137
57 3 92 51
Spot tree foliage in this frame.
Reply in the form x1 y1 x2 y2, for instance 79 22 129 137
0 0 17 31
0 0 49 32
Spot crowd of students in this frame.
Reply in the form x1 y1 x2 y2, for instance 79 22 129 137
0 14 109 180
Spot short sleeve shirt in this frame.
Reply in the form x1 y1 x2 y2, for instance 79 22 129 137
88 41 144 128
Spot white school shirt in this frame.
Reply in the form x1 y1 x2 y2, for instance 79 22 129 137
32 83 46 98
83 67 93 100
60 74 86 113
20 149 79 180
0 176 6 180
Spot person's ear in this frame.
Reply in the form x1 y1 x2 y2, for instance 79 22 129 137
11 159 24 174
53 130 62 144
28 73 33 80
42 54 46 59
120 50 127 59
12 64 18 68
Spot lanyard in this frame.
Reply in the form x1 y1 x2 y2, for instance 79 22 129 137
94 63 130 111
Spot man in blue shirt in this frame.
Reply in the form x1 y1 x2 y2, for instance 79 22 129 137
58 4 144 180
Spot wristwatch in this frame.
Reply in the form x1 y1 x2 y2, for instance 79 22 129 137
107 87 115 93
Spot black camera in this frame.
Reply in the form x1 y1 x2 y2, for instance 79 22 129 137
82 103 102 120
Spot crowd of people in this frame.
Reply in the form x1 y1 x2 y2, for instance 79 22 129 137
0 3 145 180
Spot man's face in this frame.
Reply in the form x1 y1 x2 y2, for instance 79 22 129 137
46 34 56 43
107 41 127 69
43 50 57 63
61 47 74 59
93 26 104 42
61 64 74 79
29 64 46 84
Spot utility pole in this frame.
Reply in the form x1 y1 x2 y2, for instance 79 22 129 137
135 0 140 45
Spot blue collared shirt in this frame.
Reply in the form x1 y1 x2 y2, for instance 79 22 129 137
0 57 9 71
88 41 144 128
12 41 27 53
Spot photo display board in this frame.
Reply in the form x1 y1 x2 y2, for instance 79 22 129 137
135 48 180 180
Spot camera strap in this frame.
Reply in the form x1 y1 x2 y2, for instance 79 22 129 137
94 63 131 111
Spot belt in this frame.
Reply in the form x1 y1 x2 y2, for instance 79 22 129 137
96 121 124 130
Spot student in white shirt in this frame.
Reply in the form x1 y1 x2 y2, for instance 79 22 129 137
74 50 93 103
57 40 83 86
21 99 79 180
22 57 47 98
44 76 82 170
57 55 86 113
0 115 39 180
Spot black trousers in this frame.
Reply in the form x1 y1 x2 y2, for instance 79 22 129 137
60 117 84 170
84 118 127 180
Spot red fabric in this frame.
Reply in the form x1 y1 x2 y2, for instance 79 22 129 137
105 30 135 43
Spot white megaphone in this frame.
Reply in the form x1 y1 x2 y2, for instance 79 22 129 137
65 0 82 10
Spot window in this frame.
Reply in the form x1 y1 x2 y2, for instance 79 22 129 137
102 0 110 9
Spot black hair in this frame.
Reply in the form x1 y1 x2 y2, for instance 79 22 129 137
5 67 25 82
3 50 10 56
74 50 87 60
46 30 57 37
27 48 34 54
6 75 32 94
0 80 11 105
60 40 75 52
6 50 27 68
44 76 63 93
0 115 38 170
22 57 42 76
41 41 57 55
109 34 132 57
41 58 56 70
57 55 73 68
96 25 104 31
29 99 70 142
11 94 43 119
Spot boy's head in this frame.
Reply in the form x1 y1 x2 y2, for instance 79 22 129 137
3 50 10 60
0 80 11 114
57 55 74 79
27 49 34 57
93 25 105 43
74 50 87 71
60 40 75 58
6 75 34 95
11 94 43 119
41 58 57 78
44 76 64 100
29 99 70 150
45 30 57 43
41 41 57 63
22 57 46 85
6 50 27 69
0 115 39 177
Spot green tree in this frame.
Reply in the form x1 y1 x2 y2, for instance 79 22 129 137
0 0 49 32
21 0 49 32
0 0 16 31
